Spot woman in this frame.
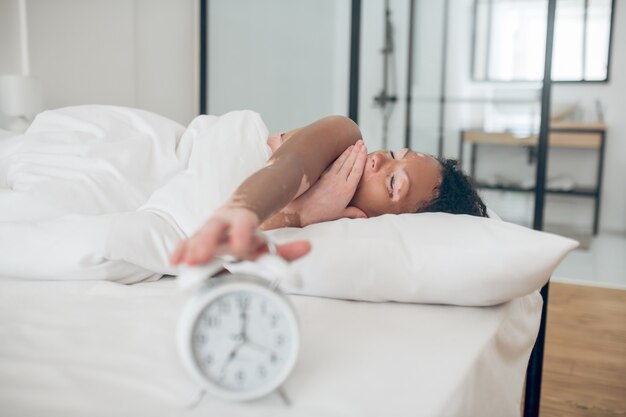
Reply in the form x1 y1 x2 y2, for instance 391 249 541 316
170 115 486 266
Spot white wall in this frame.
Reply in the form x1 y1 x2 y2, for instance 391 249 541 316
0 0 22 75
0 0 196 126
206 0 350 133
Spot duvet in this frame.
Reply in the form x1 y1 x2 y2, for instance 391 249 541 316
0 105 270 282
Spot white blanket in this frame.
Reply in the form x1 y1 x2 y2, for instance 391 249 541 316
0 106 270 282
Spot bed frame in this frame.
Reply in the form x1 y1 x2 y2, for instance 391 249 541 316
523 284 549 417
197 1 553 415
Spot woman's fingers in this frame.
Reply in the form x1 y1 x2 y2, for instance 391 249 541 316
229 222 253 259
174 230 255 266
276 240 311 261
228 208 266 259
330 144 353 173
173 235 311 266
267 133 282 154
248 240 312 262
170 240 186 265
347 143 367 185
339 140 366 179
338 142 360 177
171 207 263 266
183 220 229 265
342 206 368 219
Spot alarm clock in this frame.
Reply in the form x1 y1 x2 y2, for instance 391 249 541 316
176 238 301 402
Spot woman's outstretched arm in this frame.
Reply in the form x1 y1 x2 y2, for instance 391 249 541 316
170 115 366 266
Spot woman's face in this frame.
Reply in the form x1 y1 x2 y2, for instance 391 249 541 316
350 148 442 217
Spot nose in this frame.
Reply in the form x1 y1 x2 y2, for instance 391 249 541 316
370 152 387 173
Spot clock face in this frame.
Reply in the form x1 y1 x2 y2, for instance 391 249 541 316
190 287 297 395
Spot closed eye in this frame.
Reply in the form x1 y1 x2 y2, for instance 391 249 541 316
389 170 409 201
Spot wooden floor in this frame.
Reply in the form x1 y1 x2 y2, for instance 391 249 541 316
540 282 626 417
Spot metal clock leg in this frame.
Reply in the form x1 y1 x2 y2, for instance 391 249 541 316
277 386 292 407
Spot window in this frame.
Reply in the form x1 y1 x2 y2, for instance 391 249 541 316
472 0 614 82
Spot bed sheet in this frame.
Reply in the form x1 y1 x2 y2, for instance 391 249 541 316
0 277 542 417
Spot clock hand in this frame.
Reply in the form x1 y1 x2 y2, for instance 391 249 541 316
239 298 249 339
241 311 247 338
243 339 277 358
218 341 244 378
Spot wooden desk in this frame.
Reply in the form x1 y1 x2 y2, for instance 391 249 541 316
459 123 607 234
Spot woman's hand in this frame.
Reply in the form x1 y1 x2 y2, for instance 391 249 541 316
286 140 368 226
170 206 311 266
267 129 303 154
267 133 284 154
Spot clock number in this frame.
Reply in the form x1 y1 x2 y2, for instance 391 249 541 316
206 316 220 328
257 365 267 378
276 334 285 346
260 301 267 316
270 314 279 328
195 334 206 344
205 354 213 365
270 353 278 364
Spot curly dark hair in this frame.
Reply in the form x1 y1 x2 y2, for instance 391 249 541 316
418 158 488 217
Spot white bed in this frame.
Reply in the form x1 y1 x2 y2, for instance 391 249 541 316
0 277 541 417
0 106 577 417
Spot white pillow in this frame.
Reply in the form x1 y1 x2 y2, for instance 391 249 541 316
236 212 578 306
108 210 577 306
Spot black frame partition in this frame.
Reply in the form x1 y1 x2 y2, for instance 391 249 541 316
199 0 558 414
198 0 208 115
348 0 362 123
524 0 557 415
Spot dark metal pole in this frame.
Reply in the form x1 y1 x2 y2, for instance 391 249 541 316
404 0 416 149
605 0 616 82
533 2 557 232
524 0 557 416
594 129 606 235
349 0 362 123
199 0 208 115
436 0 449 158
